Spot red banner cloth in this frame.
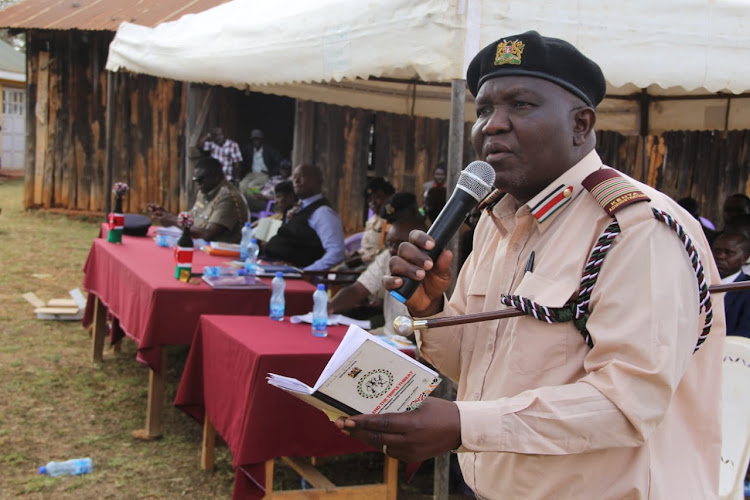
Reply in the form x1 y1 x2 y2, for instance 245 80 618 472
82 225 315 372
174 315 374 499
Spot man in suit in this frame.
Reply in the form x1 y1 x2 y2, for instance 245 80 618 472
714 230 750 337
261 164 345 271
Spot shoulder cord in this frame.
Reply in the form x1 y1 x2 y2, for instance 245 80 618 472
500 208 713 353
205 187 247 230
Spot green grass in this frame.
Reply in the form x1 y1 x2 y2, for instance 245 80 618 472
0 178 461 499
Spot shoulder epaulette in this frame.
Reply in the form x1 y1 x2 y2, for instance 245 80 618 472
477 188 505 213
581 168 650 217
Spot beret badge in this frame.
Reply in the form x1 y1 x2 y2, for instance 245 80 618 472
494 40 525 66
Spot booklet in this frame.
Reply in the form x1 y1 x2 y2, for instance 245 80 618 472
201 274 269 290
267 325 441 421
255 263 304 278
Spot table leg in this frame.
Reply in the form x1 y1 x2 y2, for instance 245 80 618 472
131 348 167 440
433 453 450 500
112 340 122 353
384 456 398 500
201 411 216 470
91 296 107 363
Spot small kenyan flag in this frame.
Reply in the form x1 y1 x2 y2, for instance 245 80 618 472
107 182 129 244
174 212 194 281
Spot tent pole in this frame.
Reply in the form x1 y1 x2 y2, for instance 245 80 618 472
446 79 466 288
104 70 116 215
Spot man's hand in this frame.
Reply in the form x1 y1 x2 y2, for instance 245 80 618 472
147 204 176 227
383 230 453 317
334 397 461 463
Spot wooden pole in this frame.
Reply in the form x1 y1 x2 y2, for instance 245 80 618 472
104 70 116 215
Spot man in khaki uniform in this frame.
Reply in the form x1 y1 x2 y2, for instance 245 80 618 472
337 31 725 499
150 157 248 243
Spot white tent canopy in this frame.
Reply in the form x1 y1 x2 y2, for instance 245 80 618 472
106 0 750 133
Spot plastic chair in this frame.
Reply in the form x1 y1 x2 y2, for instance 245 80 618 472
250 199 274 221
719 335 750 500
344 231 364 255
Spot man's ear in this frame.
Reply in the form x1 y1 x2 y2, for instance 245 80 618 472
572 107 596 146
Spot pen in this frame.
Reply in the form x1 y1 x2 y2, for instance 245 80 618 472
525 251 535 273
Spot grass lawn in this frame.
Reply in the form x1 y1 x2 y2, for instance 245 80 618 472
0 177 463 499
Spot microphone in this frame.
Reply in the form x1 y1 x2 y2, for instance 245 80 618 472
390 161 495 303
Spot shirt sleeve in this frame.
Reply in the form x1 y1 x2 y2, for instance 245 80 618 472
231 142 243 163
439 216 712 455
304 205 346 271
356 250 390 296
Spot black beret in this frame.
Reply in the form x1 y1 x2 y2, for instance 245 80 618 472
466 31 606 108
123 213 152 237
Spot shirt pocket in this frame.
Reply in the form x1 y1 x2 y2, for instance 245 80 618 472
507 271 578 374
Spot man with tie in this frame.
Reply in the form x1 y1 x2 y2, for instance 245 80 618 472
262 164 345 271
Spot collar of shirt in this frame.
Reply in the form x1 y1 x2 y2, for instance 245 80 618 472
491 149 603 236
721 270 742 284
300 193 323 209
202 179 228 202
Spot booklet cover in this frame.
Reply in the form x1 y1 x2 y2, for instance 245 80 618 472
267 325 441 421
201 274 269 290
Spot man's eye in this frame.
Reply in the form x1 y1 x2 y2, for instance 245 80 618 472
476 105 492 117
514 100 532 108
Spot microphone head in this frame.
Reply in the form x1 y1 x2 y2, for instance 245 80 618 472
457 161 495 201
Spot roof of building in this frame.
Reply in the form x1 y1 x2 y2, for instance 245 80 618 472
0 0 230 31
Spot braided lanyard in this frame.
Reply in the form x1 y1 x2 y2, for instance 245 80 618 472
501 208 713 353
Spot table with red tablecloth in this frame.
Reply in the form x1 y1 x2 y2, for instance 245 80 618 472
81 225 315 438
175 315 398 499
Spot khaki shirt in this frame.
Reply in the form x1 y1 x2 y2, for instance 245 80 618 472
190 179 248 243
419 151 724 499
357 249 409 336
359 214 386 263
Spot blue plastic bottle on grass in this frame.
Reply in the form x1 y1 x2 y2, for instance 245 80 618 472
244 238 259 276
39 457 93 477
312 284 328 337
270 272 285 321
239 222 252 260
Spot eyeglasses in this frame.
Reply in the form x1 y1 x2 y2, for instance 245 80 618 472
192 175 206 184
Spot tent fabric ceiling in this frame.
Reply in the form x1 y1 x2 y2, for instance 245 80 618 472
104 0 750 133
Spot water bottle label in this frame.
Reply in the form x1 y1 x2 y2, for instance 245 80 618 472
270 303 284 320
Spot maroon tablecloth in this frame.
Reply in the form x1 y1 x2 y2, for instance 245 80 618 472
175 315 374 499
82 226 315 372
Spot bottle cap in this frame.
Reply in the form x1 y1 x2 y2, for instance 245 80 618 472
275 271 283 278
244 221 250 227
317 284 325 290
39 466 46 474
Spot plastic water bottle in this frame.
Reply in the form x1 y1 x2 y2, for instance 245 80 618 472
312 284 328 337
39 457 93 477
239 222 252 260
244 238 259 276
270 272 285 321
203 266 245 277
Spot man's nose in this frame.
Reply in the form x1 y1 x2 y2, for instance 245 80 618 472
482 108 511 134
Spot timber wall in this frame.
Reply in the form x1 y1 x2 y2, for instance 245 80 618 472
21 29 750 232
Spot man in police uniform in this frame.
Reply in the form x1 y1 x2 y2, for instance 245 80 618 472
336 31 724 499
150 157 248 243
